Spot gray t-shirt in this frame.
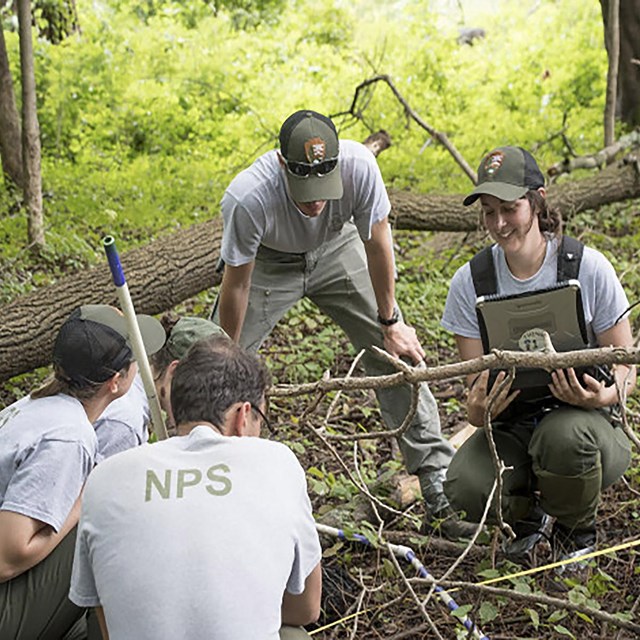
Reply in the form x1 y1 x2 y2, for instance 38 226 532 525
70 426 322 640
0 394 96 532
442 236 629 345
220 139 391 265
93 374 149 461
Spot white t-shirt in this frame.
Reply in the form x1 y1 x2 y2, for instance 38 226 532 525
93 374 149 461
0 394 96 532
442 237 629 345
220 139 391 265
70 426 321 640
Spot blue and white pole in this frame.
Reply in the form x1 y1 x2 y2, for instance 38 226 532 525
103 236 167 440
315 523 489 639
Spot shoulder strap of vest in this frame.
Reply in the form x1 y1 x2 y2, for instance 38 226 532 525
469 245 497 297
557 236 584 282
470 236 584 296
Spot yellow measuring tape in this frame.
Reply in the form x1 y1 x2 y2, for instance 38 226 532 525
469 536 640 590
308 538 640 634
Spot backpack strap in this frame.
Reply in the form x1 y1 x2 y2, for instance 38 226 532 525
556 236 584 282
469 245 497 297
470 236 583 297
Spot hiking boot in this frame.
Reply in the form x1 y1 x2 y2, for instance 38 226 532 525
420 469 478 541
426 505 481 540
551 522 596 575
503 508 553 566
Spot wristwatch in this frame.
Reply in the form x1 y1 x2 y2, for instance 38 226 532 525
377 305 400 326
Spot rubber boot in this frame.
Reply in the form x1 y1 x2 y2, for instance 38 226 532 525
420 469 479 540
502 504 553 566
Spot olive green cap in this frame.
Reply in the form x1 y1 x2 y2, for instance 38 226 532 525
463 146 545 206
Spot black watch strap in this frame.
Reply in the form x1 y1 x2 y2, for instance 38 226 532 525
377 305 400 326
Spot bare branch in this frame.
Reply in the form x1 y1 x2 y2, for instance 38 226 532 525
547 131 640 177
272 345 640 398
436 581 640 635
337 74 477 183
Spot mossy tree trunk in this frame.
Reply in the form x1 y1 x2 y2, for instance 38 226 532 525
0 25 23 188
17 0 44 249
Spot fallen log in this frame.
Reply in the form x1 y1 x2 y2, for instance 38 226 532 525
0 220 224 382
392 156 640 231
1 158 639 382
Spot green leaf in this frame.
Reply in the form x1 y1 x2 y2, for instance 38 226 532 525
478 601 499 623
451 604 473 620
525 608 539 629
553 624 576 638
548 609 568 623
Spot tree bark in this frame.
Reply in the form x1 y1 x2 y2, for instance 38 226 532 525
603 0 619 146
601 0 640 127
17 0 44 248
0 25 23 188
0 220 224 382
0 159 639 382
392 158 640 232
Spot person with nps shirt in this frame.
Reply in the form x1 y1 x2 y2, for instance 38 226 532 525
70 335 322 640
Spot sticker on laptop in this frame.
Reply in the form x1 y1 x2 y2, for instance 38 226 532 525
518 328 551 352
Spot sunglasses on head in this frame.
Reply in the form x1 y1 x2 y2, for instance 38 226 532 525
285 157 339 179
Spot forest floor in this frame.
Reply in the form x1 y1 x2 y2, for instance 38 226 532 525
264 325 640 640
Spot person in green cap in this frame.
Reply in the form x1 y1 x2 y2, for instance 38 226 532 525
93 313 228 454
441 145 635 565
212 109 474 539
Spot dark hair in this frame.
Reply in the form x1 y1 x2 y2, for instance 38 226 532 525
525 189 562 236
170 336 271 428
31 362 133 401
150 312 181 380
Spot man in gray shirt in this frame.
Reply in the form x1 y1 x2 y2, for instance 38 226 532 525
213 109 473 538
71 336 322 639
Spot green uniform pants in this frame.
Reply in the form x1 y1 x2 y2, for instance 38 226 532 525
280 626 312 639
443 406 631 529
0 527 86 640
215 222 454 476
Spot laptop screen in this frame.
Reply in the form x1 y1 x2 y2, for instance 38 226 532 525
475 280 588 389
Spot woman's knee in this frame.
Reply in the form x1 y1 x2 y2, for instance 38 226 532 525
530 408 612 476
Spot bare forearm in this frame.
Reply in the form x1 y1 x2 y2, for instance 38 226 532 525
96 607 109 640
218 263 254 342
0 497 81 582
364 226 396 319
281 563 322 626
218 285 249 342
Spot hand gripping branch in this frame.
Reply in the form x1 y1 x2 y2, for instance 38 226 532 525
315 523 489 640
103 236 168 440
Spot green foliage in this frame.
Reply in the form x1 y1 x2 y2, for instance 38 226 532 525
0 0 612 292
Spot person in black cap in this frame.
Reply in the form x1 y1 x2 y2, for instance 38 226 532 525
211 109 474 539
441 146 635 565
0 304 164 639
94 314 227 456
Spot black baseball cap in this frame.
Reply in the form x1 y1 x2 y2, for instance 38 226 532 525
53 305 165 386
463 146 545 206
279 110 343 203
